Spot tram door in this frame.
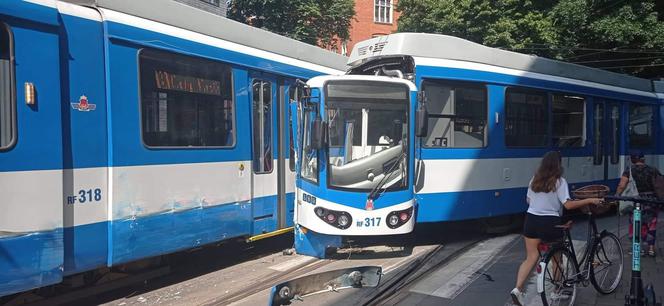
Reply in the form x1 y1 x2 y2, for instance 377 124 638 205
250 73 290 234
592 101 621 183
0 18 64 294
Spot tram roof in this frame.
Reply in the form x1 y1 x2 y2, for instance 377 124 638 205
63 0 348 73
349 33 657 93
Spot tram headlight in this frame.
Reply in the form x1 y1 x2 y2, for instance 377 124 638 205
386 207 414 229
313 207 352 229
315 207 325 217
338 214 350 227
388 215 399 227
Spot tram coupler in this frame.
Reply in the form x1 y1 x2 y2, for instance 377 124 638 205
294 224 342 259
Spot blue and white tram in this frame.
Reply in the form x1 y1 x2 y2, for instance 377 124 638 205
0 0 345 297
293 33 664 258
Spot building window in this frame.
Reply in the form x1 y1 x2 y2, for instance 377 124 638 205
628 103 654 148
505 88 548 147
0 23 14 150
139 49 234 148
252 79 273 173
422 81 487 148
200 0 220 6
374 0 393 24
552 94 585 147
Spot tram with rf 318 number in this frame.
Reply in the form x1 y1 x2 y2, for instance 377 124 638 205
293 33 664 258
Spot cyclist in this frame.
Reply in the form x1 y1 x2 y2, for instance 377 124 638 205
615 149 661 257
511 151 602 306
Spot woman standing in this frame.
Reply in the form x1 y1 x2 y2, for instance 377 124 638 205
510 151 602 306
615 150 661 257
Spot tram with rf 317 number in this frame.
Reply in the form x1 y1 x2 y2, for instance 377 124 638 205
293 33 664 258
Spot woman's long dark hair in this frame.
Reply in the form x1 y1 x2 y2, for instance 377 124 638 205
531 151 563 193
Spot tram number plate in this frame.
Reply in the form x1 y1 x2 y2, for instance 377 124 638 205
357 217 381 228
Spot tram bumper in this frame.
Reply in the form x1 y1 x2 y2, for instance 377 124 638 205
295 196 415 236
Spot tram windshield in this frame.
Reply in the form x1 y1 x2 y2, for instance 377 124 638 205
325 81 409 191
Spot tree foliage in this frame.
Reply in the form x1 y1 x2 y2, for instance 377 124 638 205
396 0 664 78
227 0 355 50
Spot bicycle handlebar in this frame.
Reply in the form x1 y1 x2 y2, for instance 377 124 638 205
603 195 664 206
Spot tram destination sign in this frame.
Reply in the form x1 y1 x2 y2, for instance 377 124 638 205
154 70 221 96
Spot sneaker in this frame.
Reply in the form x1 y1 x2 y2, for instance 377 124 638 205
510 287 525 306
648 249 656 257
550 290 572 300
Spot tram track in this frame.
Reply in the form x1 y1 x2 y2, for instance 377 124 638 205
359 237 484 306
200 257 335 306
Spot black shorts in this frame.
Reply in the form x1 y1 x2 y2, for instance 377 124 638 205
523 213 563 242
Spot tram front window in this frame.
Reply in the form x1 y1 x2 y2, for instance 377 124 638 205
326 81 409 191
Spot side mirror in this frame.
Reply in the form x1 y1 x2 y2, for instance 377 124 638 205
415 103 428 138
311 117 327 150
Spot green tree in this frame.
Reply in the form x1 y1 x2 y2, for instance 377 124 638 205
227 0 355 50
396 0 664 78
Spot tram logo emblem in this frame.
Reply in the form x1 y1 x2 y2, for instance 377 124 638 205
71 95 96 112
365 199 374 211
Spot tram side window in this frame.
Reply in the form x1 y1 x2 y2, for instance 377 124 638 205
252 80 273 173
288 86 302 172
505 89 548 147
422 81 487 148
0 24 14 150
628 103 654 148
552 94 585 147
140 49 234 148
593 103 604 165
300 107 318 183
610 105 620 164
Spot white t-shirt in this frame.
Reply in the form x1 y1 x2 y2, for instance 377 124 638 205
526 177 571 217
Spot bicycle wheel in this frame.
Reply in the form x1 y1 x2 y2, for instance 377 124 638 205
539 248 578 306
590 232 624 294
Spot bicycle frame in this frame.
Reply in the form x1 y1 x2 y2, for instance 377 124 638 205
540 212 603 284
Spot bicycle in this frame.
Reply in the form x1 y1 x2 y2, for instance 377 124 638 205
536 201 624 306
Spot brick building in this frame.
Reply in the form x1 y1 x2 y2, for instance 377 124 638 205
174 0 227 16
336 0 400 56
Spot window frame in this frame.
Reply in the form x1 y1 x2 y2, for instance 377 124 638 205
421 79 489 149
504 87 550 148
323 80 411 193
0 22 16 151
137 48 236 150
373 0 393 24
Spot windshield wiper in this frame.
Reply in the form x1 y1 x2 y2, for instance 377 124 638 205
367 150 406 201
